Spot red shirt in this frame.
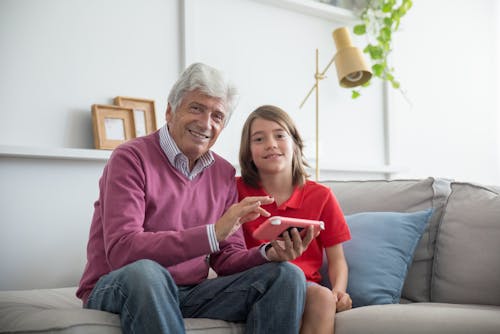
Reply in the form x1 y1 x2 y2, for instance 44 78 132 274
237 177 351 283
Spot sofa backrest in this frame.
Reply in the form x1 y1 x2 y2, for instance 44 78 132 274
431 182 500 306
322 178 500 307
321 177 451 302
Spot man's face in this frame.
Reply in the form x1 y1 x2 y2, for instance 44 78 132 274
166 89 227 167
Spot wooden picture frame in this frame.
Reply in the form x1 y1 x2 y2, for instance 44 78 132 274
114 96 157 137
91 104 136 150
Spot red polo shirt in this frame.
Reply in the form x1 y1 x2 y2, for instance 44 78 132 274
237 177 351 283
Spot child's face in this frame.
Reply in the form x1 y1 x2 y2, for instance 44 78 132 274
249 118 294 176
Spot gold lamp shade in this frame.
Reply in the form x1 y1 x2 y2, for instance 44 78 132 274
333 27 372 88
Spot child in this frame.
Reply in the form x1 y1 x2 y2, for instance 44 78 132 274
237 105 352 334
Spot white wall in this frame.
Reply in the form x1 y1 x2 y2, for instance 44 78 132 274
1 0 499 180
388 0 500 185
0 157 106 289
0 0 178 148
184 0 385 169
0 0 386 169
496 1 500 176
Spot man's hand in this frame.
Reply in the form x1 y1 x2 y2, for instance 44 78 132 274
214 196 274 241
265 225 317 261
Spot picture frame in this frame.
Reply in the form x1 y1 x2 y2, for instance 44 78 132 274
91 104 136 150
114 96 157 137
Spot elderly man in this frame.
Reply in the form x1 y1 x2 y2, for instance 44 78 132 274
77 63 314 333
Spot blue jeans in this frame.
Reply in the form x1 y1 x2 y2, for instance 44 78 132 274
85 259 306 334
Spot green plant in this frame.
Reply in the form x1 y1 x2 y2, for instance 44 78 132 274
351 0 413 99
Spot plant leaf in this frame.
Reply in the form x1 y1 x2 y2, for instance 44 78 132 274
372 63 384 77
367 45 384 59
353 24 366 35
351 0 412 101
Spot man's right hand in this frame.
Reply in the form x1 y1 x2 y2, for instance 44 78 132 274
265 225 316 262
214 196 274 241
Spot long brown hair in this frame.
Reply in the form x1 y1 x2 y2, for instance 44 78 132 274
239 105 310 188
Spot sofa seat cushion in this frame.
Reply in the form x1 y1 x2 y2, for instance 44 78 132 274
0 287 244 334
0 287 120 334
335 303 500 334
432 182 500 305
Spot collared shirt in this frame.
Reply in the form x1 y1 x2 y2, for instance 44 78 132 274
159 124 214 180
237 177 351 282
159 124 219 252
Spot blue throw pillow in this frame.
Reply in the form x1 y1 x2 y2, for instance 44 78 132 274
343 209 433 308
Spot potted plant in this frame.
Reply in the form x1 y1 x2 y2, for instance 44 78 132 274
351 0 413 98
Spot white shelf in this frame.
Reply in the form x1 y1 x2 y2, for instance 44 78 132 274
315 164 402 174
1 145 401 176
252 0 359 23
232 162 401 176
0 145 111 161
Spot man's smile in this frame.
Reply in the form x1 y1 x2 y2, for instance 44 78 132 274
188 129 210 140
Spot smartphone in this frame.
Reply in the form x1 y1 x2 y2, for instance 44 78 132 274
252 216 325 240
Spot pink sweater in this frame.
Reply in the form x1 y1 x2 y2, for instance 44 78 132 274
77 131 266 304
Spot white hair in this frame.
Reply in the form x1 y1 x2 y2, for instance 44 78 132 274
167 63 239 125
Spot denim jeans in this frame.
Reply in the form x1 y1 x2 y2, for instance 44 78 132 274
85 259 306 334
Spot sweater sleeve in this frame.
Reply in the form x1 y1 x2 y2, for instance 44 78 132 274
101 147 212 270
209 179 268 275
210 230 268 276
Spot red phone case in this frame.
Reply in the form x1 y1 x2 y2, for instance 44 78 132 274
252 216 325 241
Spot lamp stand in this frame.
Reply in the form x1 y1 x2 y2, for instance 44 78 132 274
300 49 337 181
314 49 321 181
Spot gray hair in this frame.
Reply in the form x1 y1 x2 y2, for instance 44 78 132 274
167 63 239 126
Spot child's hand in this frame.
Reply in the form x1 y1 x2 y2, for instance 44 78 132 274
333 290 352 312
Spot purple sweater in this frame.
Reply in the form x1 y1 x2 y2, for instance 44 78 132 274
77 131 266 304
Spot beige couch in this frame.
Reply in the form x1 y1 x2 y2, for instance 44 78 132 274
1 177 499 333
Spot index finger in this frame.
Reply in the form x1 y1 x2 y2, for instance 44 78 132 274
241 195 274 206
239 200 271 218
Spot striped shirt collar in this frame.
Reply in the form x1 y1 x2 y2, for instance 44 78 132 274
159 124 214 180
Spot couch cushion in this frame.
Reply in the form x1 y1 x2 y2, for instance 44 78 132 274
335 303 500 334
322 178 451 302
0 287 121 334
343 209 433 307
431 182 500 305
0 287 244 334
